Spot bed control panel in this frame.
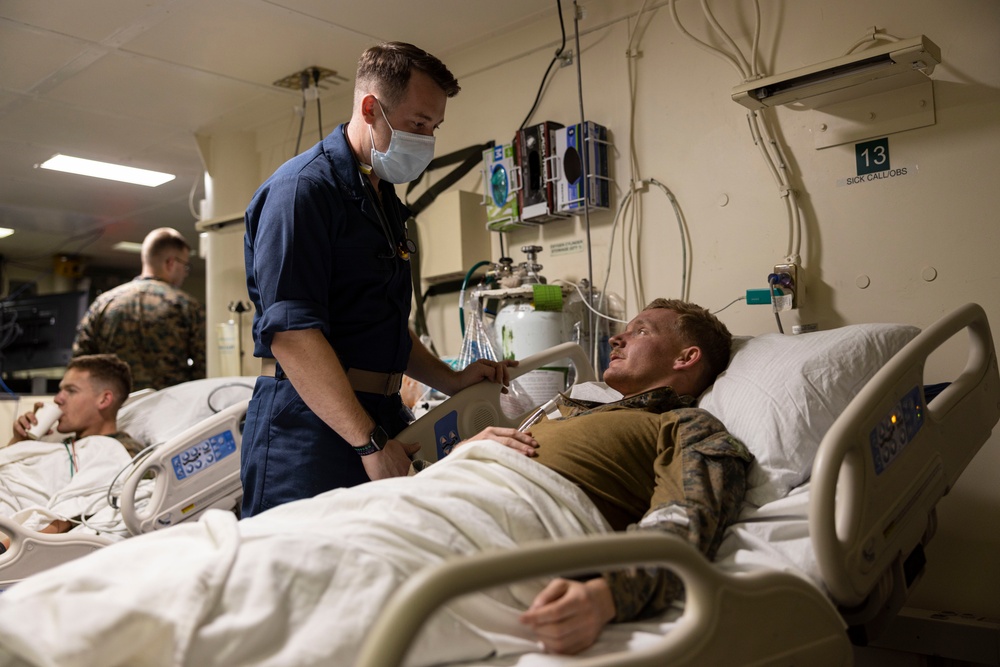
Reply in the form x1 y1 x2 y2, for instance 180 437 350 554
869 386 924 475
171 430 238 481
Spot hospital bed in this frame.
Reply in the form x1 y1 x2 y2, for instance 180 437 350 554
357 302 1000 667
0 377 254 589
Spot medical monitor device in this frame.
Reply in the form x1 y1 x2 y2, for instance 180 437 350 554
0 290 89 374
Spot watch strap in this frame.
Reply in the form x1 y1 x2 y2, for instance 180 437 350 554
353 424 388 457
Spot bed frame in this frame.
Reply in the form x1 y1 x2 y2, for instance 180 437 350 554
356 302 999 667
120 398 248 535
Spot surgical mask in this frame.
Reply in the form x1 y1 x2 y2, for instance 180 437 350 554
368 100 435 184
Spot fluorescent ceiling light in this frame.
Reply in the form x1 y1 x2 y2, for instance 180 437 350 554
39 154 175 187
112 241 144 254
0 228 14 239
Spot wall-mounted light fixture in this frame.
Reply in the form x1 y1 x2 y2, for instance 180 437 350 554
732 35 940 111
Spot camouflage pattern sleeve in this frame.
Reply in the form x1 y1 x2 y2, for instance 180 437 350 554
72 299 101 356
602 408 753 622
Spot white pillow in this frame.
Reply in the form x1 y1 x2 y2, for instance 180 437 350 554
117 376 255 449
698 323 920 506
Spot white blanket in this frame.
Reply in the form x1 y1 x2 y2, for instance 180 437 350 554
0 442 611 667
0 436 131 533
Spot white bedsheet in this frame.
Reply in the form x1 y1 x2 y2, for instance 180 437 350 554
0 442 611 667
455 484 819 666
0 436 132 535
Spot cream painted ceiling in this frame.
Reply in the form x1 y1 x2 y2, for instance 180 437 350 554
0 0 553 275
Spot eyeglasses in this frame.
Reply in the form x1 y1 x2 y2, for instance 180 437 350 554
172 256 191 272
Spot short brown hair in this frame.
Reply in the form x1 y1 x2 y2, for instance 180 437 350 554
67 354 133 410
644 298 732 389
355 41 460 111
141 227 191 265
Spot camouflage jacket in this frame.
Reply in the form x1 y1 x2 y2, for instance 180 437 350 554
73 278 206 390
545 387 753 622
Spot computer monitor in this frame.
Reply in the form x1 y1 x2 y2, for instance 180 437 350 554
0 290 90 374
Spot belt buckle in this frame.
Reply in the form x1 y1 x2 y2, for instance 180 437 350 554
385 372 401 396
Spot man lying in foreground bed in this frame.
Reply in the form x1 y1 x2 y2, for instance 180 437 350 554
0 299 751 667
1 354 138 551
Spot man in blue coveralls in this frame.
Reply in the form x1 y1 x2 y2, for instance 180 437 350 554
242 42 518 516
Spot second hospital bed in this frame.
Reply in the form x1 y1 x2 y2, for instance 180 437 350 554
357 301 1000 667
0 377 254 589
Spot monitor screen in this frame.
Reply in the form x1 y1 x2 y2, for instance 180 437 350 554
0 290 90 373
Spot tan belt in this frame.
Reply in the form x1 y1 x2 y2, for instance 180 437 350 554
260 358 403 396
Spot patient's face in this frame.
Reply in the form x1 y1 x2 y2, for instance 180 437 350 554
604 308 687 397
53 369 102 434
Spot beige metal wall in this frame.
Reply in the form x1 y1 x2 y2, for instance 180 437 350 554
200 0 1000 623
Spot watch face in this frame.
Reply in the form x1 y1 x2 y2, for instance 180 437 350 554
370 425 388 450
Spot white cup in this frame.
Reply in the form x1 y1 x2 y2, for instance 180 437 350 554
26 402 63 440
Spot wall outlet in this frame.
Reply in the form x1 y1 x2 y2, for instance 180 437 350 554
772 263 801 309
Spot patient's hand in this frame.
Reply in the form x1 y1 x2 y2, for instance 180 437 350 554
456 426 538 457
520 577 615 655
8 402 44 446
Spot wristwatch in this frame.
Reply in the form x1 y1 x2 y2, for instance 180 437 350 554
353 424 388 457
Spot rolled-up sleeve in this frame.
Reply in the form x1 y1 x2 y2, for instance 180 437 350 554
246 170 340 355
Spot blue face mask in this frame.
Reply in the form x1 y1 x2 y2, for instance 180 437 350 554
368 99 435 184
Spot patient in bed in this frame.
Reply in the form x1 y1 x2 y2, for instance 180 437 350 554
1 354 138 548
0 300 751 667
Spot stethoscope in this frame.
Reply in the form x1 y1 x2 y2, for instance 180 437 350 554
351 130 416 262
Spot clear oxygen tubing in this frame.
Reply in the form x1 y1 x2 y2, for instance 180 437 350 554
459 260 493 338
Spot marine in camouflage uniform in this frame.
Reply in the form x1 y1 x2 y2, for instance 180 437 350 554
73 279 205 391
73 228 205 391
529 386 753 622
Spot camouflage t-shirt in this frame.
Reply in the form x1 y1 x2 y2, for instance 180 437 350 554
73 278 206 390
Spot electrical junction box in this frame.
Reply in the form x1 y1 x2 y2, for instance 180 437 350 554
772 262 801 310
482 144 522 232
418 190 491 283
552 121 611 214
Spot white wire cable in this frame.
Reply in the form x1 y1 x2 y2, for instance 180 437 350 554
699 0 752 79
668 0 747 79
712 295 746 315
671 0 803 266
843 27 901 56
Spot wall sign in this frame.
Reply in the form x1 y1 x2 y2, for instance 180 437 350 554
836 136 916 187
856 138 890 175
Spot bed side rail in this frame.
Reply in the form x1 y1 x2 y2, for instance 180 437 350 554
399 342 594 462
811 303 1000 614
356 532 850 667
0 515 112 592
120 398 249 535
